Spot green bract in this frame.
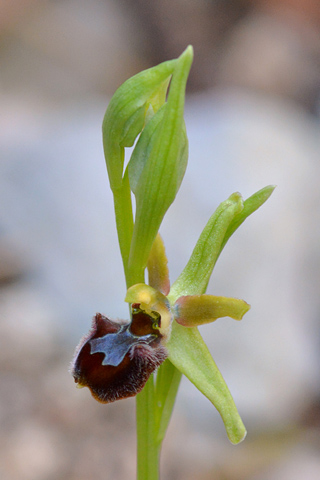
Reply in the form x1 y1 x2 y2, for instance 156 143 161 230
102 60 176 191
102 46 192 286
128 48 191 285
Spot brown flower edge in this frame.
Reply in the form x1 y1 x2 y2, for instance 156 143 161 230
71 304 168 403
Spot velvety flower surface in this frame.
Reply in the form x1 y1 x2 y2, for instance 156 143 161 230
71 307 167 403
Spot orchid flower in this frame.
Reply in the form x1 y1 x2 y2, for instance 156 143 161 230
72 186 273 444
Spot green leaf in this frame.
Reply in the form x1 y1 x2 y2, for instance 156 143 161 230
167 322 247 444
102 59 176 190
168 192 244 303
174 294 250 327
127 46 193 285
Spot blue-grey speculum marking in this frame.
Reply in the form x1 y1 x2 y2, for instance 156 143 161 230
89 325 157 367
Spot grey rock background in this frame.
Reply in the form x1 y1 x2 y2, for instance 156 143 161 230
1 0 320 479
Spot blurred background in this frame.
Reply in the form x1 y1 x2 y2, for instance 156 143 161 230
1 0 320 479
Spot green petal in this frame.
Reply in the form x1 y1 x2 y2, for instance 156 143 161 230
147 234 170 295
174 294 250 327
167 322 247 444
168 192 243 303
127 46 193 286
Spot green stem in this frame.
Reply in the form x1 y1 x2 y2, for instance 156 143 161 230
136 375 160 480
112 171 134 286
155 360 182 445
136 362 181 480
114 176 161 478
113 149 181 480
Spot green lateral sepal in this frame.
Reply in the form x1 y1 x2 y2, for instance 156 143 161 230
167 322 247 444
168 192 244 303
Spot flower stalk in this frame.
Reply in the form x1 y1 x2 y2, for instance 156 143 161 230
136 376 160 480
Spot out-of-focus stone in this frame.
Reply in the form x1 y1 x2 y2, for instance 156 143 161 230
0 0 147 101
216 8 320 110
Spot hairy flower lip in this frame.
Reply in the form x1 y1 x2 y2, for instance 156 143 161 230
71 309 168 404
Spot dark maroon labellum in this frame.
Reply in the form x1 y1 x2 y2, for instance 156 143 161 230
71 306 168 403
